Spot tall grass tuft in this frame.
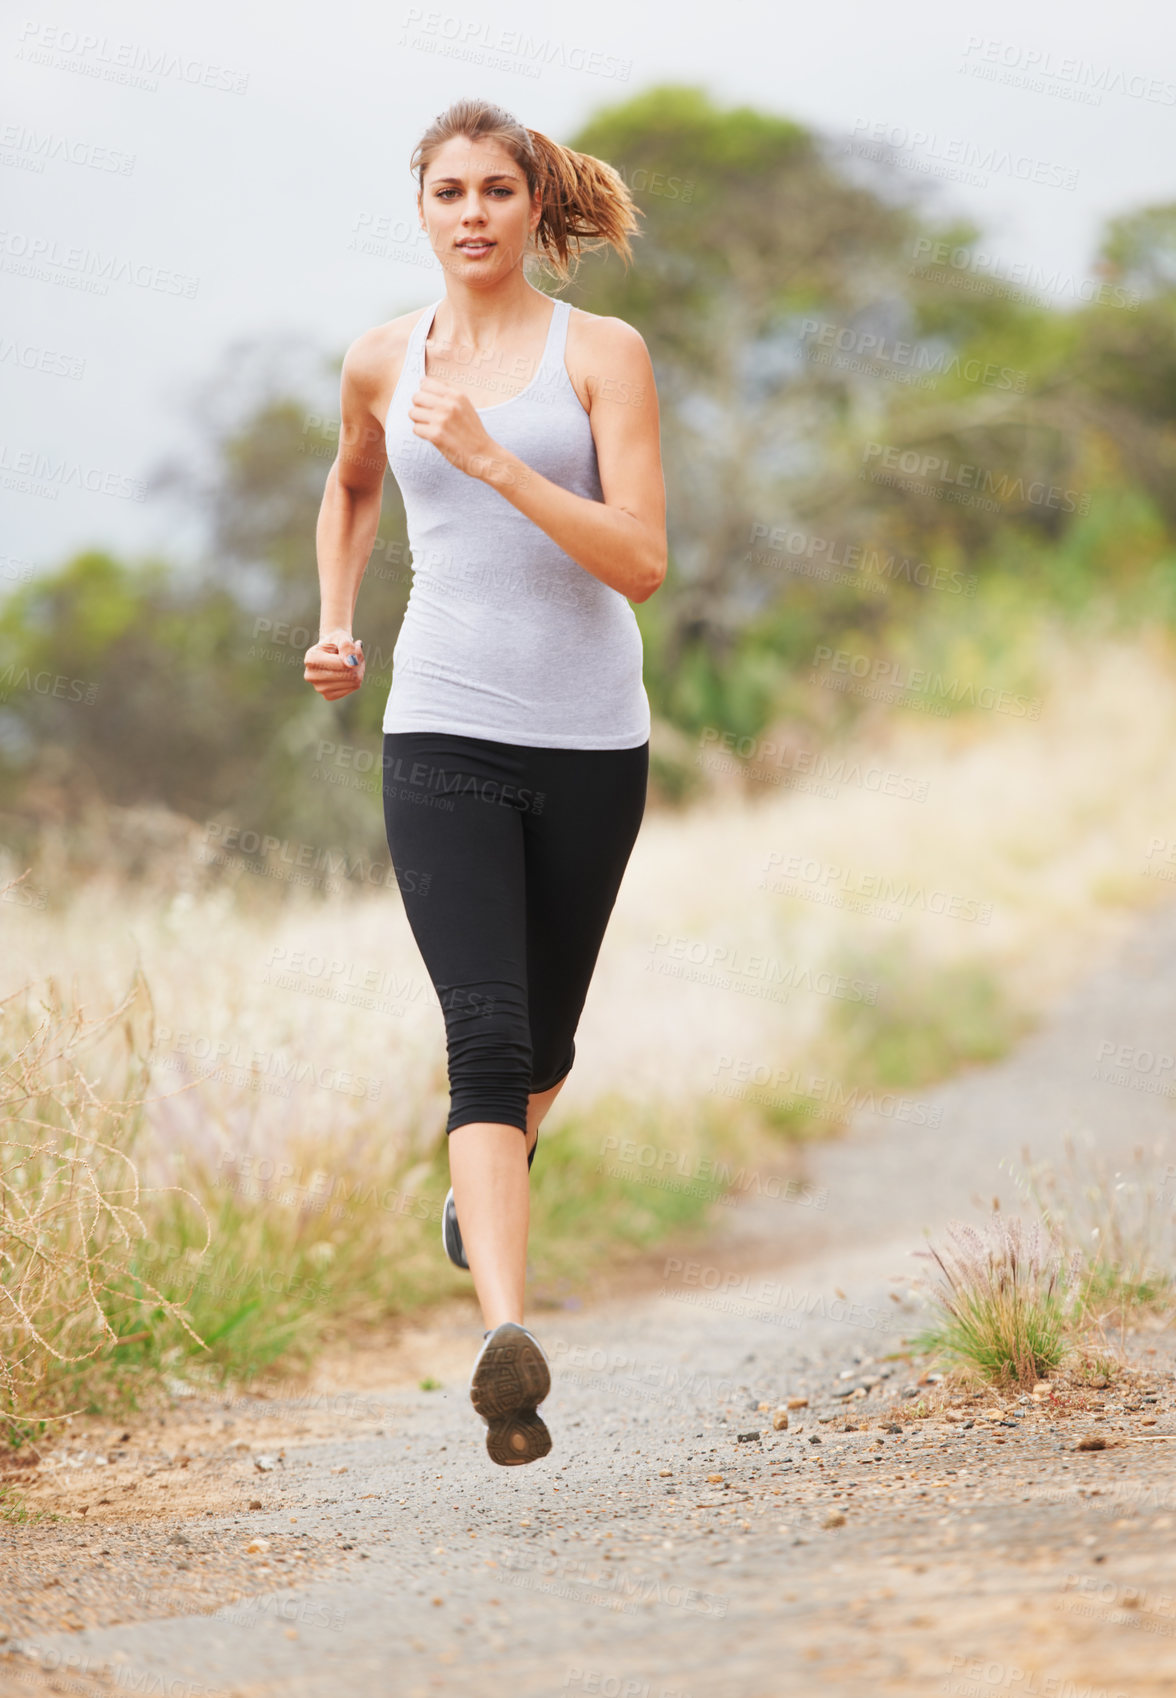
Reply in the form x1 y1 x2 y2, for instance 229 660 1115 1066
0 953 211 1445
911 1215 1085 1387
1008 1133 1176 1315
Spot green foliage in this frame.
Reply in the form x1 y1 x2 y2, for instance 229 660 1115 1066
4 85 1176 854
827 949 1026 1093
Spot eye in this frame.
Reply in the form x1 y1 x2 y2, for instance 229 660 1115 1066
433 186 515 199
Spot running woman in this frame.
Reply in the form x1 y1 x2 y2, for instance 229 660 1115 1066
303 99 666 1466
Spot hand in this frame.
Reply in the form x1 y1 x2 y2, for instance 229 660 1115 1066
304 628 364 701
408 376 500 479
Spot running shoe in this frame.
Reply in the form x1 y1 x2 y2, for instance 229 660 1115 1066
441 1132 539 1272
441 1187 468 1270
469 1321 552 1466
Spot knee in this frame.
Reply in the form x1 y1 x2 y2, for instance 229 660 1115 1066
530 1035 574 1097
443 987 532 1134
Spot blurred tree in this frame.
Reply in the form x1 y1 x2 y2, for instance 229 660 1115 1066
3 86 1176 858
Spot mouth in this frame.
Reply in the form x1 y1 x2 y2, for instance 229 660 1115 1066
456 240 495 255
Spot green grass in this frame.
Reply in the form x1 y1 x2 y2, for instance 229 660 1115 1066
30 1090 765 1417
911 1217 1085 1388
913 1287 1073 1385
1010 1133 1176 1321
0 1485 55 1524
4 943 1030 1429
0 908 1037 1431
831 952 1029 1090
753 949 1028 1143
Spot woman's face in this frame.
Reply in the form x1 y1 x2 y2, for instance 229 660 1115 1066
418 135 541 278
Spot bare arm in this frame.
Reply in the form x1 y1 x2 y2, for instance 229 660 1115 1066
304 327 395 701
409 316 667 603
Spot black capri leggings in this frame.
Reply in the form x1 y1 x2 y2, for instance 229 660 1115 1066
382 730 649 1136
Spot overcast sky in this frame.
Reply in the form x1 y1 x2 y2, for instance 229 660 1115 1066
2 0 1173 581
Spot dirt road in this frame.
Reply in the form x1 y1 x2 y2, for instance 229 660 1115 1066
3 900 1176 1698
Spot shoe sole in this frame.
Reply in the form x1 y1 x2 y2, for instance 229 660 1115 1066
470 1324 552 1467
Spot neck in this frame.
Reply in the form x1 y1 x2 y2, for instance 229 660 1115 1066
433 273 549 351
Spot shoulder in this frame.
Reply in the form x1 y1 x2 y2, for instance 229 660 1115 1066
341 303 434 418
565 306 655 415
566 305 650 365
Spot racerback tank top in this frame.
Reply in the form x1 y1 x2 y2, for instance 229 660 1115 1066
381 294 651 750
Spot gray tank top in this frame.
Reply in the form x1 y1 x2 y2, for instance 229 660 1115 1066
381 294 651 749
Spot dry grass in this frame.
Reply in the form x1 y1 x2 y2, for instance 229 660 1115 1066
1009 1131 1176 1317
4 630 1176 1420
0 940 209 1446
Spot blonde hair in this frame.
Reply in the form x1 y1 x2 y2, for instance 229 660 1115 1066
410 97 643 284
